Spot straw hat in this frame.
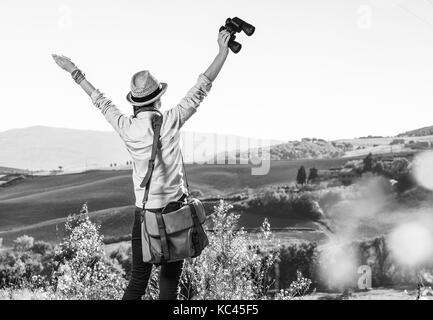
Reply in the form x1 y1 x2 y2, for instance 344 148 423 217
126 70 167 106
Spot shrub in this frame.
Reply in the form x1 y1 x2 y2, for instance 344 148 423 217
1 205 128 300
344 160 364 175
179 200 280 300
275 242 319 289
0 256 43 290
13 235 34 252
31 241 54 256
1 202 317 300
244 189 324 221
0 287 58 300
355 236 433 287
273 235 433 292
109 245 132 280
52 204 127 300
0 251 28 288
273 271 312 300
0 239 52 290
291 195 324 220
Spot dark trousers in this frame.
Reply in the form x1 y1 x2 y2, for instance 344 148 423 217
122 202 185 300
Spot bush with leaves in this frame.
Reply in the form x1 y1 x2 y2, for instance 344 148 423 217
275 242 319 290
109 245 132 280
273 271 312 300
0 250 37 289
178 200 310 300
291 195 324 220
1 202 315 300
13 235 34 252
52 204 127 300
0 236 52 290
241 189 324 221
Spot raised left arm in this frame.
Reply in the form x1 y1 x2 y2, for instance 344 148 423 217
52 54 129 134
52 54 96 96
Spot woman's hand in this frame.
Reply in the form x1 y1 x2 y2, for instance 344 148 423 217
204 31 231 82
52 54 78 74
218 30 231 54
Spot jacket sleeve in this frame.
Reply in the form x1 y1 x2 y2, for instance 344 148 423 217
163 74 213 131
91 89 131 136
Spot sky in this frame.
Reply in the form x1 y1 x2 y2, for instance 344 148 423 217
1 0 433 141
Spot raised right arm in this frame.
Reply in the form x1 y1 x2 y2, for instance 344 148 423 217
164 30 231 129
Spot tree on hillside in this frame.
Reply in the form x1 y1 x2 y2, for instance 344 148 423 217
307 168 319 183
363 153 374 172
296 166 307 185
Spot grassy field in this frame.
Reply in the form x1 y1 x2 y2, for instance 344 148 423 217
0 205 134 246
186 158 354 194
0 159 354 233
0 199 330 247
0 170 134 230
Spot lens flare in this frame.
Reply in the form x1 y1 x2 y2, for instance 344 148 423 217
413 151 433 191
319 241 357 289
388 223 433 266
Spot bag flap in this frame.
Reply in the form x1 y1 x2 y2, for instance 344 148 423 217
144 199 207 237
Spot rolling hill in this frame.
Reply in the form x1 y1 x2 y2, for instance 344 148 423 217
264 139 350 160
3 125 429 247
0 158 354 235
0 126 282 171
0 167 29 175
213 138 354 163
397 125 433 137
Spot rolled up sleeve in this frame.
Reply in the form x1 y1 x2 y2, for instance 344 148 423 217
164 74 213 130
91 89 130 135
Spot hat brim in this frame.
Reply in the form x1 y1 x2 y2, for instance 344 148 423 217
126 83 168 106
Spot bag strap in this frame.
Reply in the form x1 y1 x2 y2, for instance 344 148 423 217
189 203 205 252
189 203 201 227
140 109 163 209
155 211 170 261
139 107 190 202
139 109 170 261
180 152 190 196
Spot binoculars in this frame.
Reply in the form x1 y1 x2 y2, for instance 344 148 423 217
219 17 255 54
